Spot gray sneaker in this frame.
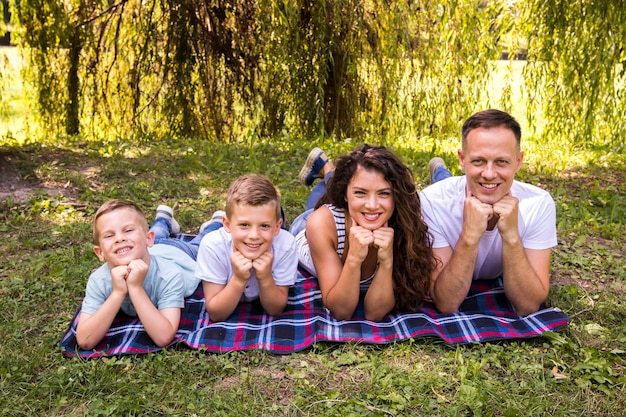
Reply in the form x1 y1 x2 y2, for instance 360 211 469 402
428 157 447 184
200 210 226 233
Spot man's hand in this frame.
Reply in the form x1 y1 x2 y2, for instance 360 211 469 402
493 195 519 242
464 192 496 242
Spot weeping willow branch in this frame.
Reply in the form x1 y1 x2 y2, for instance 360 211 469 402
12 0 625 147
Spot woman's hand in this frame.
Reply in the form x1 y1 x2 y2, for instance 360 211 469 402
373 225 394 264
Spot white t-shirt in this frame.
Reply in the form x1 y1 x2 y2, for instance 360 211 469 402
420 176 557 280
195 228 298 302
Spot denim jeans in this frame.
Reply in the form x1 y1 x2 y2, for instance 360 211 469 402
432 166 453 183
151 217 222 260
290 171 334 236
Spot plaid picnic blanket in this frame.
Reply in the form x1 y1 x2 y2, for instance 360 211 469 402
60 269 569 358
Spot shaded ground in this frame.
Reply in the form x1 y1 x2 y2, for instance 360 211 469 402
0 151 80 203
0 153 36 202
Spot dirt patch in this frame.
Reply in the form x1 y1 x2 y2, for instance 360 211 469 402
0 153 37 202
0 152 76 203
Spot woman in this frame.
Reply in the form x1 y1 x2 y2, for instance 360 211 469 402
292 145 435 321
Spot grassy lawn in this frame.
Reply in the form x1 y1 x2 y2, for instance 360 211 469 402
1 46 625 416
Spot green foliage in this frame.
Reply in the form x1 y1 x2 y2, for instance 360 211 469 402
518 0 626 148
11 0 625 150
10 0 511 142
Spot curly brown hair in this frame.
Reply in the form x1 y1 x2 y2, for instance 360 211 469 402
316 144 435 312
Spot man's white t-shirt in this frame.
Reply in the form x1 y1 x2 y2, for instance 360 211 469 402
420 176 557 280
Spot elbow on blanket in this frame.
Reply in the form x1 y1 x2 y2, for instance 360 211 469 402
365 311 386 322
434 300 461 315
514 303 541 317
150 333 176 348
330 308 355 321
76 335 100 351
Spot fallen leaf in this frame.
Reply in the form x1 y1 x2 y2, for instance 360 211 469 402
551 366 568 380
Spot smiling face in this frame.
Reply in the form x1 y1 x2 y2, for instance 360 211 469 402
458 126 523 205
345 166 395 230
223 202 282 260
93 207 154 267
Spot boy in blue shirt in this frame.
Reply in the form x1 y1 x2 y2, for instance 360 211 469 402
76 199 206 349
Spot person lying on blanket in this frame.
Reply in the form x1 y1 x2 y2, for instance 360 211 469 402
195 174 298 322
290 145 436 321
421 109 557 316
76 199 202 350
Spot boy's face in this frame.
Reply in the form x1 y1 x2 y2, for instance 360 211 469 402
223 202 282 260
93 207 154 267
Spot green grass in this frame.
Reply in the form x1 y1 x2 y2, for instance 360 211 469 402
0 136 624 416
1 46 625 416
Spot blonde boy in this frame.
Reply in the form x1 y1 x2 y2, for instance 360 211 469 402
76 200 193 349
195 175 298 321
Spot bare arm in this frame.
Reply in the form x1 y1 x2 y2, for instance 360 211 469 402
76 292 126 350
307 207 362 320
496 196 550 315
127 289 180 347
202 279 246 322
76 265 128 350
363 226 395 321
126 259 180 347
254 251 290 315
429 196 491 314
203 249 256 322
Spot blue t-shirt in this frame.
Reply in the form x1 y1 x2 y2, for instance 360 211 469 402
81 254 187 316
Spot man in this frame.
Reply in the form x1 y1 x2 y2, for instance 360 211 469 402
420 109 557 316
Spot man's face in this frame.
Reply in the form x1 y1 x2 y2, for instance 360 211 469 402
458 126 523 205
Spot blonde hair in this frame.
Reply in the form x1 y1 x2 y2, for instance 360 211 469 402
92 199 148 244
225 174 281 220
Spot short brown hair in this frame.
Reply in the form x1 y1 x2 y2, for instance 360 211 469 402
225 174 281 220
461 109 521 150
92 199 147 244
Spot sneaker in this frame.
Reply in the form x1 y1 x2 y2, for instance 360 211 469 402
156 205 181 234
200 210 226 233
298 147 329 186
428 157 447 184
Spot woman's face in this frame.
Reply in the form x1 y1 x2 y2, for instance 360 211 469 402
345 166 395 230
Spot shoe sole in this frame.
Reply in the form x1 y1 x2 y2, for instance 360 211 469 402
298 147 322 184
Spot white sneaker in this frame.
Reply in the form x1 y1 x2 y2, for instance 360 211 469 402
156 205 181 234
200 210 226 233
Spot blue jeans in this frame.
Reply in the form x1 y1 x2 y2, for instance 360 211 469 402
151 217 223 260
432 166 453 183
290 171 334 236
